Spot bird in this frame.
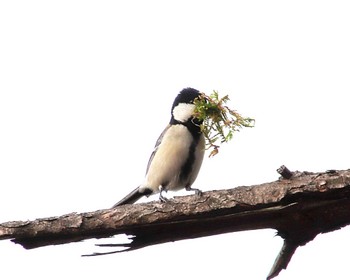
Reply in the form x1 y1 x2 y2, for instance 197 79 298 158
112 87 205 207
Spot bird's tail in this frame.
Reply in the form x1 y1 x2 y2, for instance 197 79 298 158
111 187 150 208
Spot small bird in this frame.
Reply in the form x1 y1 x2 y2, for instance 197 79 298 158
112 87 205 207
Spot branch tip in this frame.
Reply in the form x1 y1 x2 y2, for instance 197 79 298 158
277 165 293 179
267 239 298 280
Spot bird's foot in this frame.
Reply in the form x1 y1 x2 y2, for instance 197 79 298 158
186 186 202 196
158 188 169 203
159 195 169 203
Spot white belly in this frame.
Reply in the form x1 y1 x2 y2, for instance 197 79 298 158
142 125 204 192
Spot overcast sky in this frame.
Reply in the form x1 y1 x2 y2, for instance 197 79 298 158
1 1 350 279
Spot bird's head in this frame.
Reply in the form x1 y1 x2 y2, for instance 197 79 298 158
170 88 202 126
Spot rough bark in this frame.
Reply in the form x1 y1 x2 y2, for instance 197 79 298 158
1 167 350 279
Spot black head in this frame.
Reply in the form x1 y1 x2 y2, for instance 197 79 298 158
171 88 201 111
170 88 203 134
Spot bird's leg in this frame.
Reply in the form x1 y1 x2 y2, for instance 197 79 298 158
158 186 168 202
185 186 202 196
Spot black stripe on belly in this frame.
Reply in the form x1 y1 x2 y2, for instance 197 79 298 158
170 118 202 186
179 136 199 185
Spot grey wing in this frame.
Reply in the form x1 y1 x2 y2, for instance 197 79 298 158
145 124 170 175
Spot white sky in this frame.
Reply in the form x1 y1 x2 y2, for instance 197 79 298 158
1 1 350 279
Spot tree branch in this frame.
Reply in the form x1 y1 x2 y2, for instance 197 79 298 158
1 167 350 279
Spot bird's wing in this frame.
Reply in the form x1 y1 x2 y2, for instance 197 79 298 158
145 124 170 175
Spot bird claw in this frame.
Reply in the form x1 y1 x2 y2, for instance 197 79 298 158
195 189 203 196
159 194 169 203
158 189 169 203
186 187 202 196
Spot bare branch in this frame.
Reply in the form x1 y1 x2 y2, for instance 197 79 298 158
1 168 350 279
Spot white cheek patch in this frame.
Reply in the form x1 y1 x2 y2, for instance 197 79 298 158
172 103 195 122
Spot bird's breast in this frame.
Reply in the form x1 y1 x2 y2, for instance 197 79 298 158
143 125 194 191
